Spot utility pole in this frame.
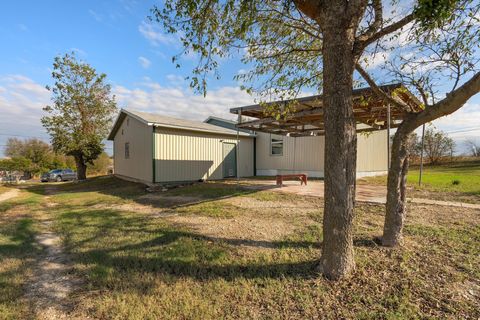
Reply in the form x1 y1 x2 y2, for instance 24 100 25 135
419 124 425 186
236 110 242 186
387 104 391 169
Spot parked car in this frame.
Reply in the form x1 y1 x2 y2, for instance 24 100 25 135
41 169 77 182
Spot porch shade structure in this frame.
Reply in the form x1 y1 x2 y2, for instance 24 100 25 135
230 84 423 137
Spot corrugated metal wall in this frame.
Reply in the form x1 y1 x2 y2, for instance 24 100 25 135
256 133 325 173
113 115 153 183
154 128 254 182
255 129 388 176
356 130 388 172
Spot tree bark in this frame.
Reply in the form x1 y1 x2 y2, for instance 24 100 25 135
382 126 410 246
74 154 87 180
382 72 480 246
318 21 357 280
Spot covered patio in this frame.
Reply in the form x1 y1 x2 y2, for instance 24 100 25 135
230 83 423 137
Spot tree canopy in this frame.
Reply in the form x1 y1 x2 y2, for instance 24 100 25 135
152 0 479 102
3 138 74 177
42 53 117 180
152 0 480 279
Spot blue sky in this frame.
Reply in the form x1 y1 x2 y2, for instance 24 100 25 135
0 0 479 156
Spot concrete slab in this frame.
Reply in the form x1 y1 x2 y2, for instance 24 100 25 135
240 179 480 209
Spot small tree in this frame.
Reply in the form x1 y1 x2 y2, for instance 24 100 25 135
465 139 480 157
422 128 455 164
5 138 53 177
42 53 117 180
0 157 32 174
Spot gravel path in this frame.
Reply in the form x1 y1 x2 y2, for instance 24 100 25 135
0 188 20 202
26 186 82 319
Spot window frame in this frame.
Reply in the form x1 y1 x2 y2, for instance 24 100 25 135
125 142 130 159
270 136 284 156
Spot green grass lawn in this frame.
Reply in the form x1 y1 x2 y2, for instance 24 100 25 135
363 159 480 203
0 189 43 319
408 160 480 193
1 177 479 319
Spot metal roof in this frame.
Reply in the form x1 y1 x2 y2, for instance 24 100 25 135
107 109 254 140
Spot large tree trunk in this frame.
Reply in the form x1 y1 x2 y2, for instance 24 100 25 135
318 22 357 280
382 126 411 246
74 154 87 180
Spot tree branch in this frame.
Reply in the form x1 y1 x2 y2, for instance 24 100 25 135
292 0 322 22
355 12 415 54
415 71 480 126
355 62 413 112
356 0 383 42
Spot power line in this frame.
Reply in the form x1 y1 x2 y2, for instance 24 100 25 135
0 133 50 139
445 127 480 134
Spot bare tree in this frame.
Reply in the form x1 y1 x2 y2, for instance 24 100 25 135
465 139 480 157
421 128 455 164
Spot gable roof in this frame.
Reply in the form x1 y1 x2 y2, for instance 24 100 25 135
204 116 253 134
107 109 254 140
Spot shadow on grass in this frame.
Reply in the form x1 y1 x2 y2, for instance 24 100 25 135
25 175 279 211
0 218 42 306
55 207 320 286
353 237 383 248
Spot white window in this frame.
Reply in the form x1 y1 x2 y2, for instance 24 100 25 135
125 142 130 159
271 136 283 156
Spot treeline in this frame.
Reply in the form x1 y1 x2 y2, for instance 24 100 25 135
406 128 455 165
0 138 111 178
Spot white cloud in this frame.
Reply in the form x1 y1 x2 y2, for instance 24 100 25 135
70 48 87 56
414 102 480 154
165 74 185 86
138 21 177 46
138 56 151 69
362 51 391 70
113 79 255 122
0 75 51 155
429 102 480 136
17 24 28 31
88 9 103 22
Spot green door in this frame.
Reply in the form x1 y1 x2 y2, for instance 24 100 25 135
223 143 237 178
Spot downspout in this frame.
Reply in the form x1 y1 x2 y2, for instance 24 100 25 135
152 126 156 183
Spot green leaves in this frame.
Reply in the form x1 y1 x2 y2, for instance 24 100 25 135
414 0 459 30
151 0 323 99
42 52 117 171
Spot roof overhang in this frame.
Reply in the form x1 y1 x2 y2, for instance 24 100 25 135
107 109 254 140
230 84 423 137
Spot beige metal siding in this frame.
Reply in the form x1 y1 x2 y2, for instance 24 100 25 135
113 115 152 183
356 129 388 172
153 128 254 182
256 132 325 174
256 129 388 176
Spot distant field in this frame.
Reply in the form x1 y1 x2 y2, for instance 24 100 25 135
363 159 480 203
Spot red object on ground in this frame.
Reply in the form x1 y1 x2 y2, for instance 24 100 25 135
276 174 308 187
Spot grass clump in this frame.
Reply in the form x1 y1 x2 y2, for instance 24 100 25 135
176 201 241 218
166 182 252 199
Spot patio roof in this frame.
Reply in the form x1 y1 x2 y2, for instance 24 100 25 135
230 83 423 137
